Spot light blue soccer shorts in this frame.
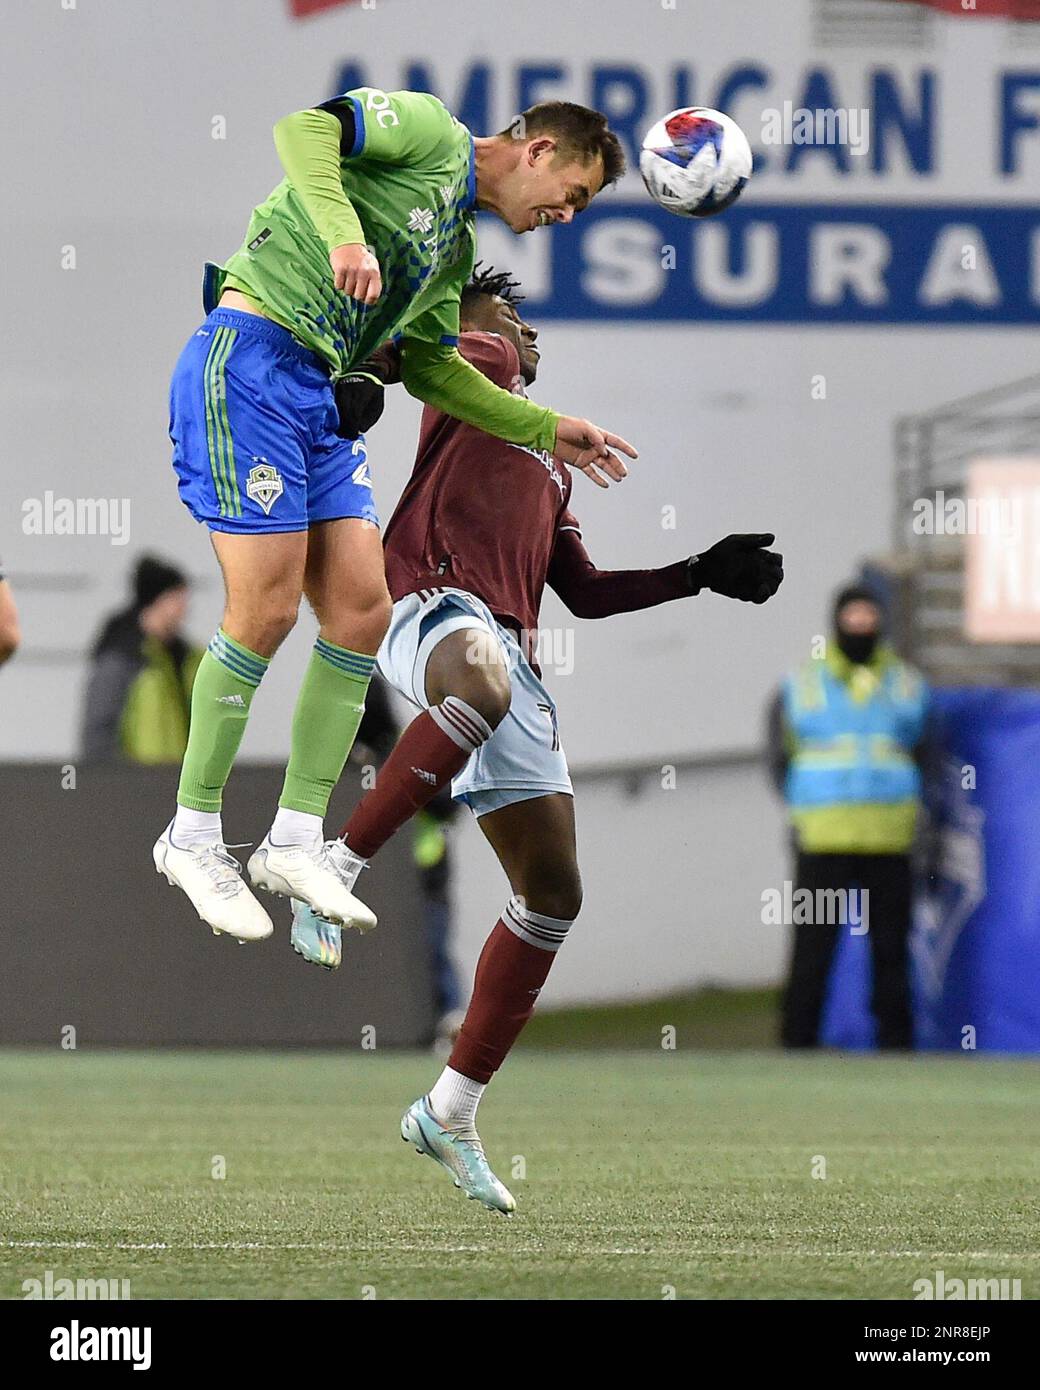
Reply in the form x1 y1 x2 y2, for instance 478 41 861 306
376 587 573 817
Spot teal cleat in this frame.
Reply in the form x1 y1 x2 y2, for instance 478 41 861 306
401 1096 516 1216
290 898 342 971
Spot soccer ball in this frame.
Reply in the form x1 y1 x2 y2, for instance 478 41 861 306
639 107 752 219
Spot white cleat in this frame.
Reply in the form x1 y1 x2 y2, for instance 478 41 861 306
153 824 273 942
246 836 376 933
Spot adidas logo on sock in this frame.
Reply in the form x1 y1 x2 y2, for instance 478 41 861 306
410 766 438 785
217 694 246 707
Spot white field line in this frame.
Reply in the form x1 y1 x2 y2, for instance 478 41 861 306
4 1240 1039 1260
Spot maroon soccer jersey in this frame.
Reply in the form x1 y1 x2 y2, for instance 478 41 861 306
383 332 574 639
382 331 693 660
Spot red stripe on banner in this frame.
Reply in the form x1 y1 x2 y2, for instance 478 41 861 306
288 0 360 19
893 0 1040 17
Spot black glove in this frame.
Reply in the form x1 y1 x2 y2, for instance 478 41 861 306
688 533 783 603
334 368 386 439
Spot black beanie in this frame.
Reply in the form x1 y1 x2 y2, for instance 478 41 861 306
133 555 187 610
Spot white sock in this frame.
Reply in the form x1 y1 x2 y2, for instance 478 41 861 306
428 1066 486 1129
268 807 323 849
170 807 222 849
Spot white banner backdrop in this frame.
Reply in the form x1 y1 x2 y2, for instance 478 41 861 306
3 0 1037 768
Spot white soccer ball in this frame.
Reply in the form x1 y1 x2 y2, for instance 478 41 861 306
639 107 753 219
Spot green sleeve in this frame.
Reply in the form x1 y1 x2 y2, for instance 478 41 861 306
272 107 366 249
398 288 462 349
399 339 560 455
333 88 457 166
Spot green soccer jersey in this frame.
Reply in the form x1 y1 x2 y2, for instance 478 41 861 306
215 88 477 379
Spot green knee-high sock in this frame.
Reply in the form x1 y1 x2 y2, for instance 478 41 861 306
176 629 270 812
279 637 375 817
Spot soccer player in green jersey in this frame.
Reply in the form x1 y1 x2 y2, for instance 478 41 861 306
155 88 636 944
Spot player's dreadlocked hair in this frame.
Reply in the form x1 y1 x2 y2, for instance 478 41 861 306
501 102 626 187
460 262 525 316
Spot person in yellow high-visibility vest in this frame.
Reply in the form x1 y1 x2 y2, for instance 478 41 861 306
81 556 202 765
767 584 931 1050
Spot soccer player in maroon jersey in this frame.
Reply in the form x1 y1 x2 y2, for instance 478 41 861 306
291 266 783 1213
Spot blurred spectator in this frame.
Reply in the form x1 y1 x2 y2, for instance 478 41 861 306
354 673 463 1047
0 569 20 666
767 584 930 1050
81 555 201 763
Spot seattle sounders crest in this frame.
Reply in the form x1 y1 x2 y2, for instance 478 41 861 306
246 459 284 515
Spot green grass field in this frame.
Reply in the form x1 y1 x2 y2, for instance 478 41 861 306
2 1048 1038 1300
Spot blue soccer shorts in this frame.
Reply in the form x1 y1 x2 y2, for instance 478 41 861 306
169 307 379 534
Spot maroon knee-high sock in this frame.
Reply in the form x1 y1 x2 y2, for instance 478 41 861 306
343 696 492 859
450 896 575 1084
